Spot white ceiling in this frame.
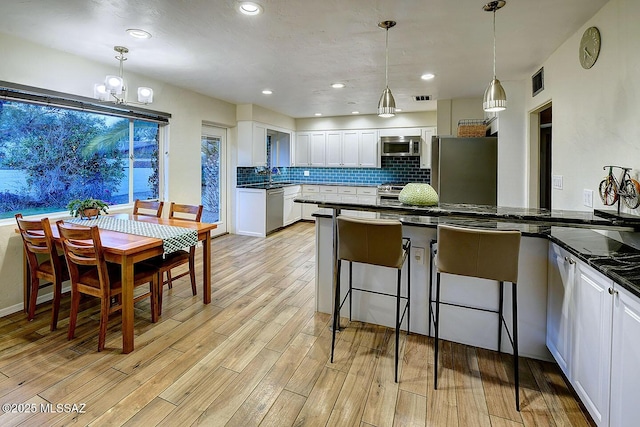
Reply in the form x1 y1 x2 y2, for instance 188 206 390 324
0 0 608 118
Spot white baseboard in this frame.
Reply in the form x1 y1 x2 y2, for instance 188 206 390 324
0 284 72 319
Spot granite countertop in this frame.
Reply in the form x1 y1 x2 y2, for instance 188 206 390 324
237 182 379 190
311 207 640 299
297 196 640 229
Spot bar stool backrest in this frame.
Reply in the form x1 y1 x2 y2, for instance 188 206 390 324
337 216 404 268
436 224 521 284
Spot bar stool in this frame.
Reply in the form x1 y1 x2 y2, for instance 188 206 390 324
330 216 411 382
432 224 522 410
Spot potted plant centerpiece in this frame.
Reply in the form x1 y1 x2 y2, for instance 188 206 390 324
67 198 109 219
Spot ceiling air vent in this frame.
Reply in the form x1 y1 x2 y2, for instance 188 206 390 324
413 95 431 101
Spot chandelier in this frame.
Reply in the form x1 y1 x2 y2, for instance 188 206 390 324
93 46 154 105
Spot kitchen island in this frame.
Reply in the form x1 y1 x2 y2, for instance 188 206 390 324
295 196 640 360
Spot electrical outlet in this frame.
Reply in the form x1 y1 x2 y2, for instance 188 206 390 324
412 247 425 265
583 189 593 208
552 175 563 190
303 170 310 177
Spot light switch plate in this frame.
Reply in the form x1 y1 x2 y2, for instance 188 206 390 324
552 175 563 190
412 247 425 265
583 189 593 208
304 170 310 177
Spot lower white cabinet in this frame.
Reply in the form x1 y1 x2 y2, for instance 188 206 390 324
236 188 266 237
572 262 612 427
610 285 640 427
284 185 302 226
301 185 320 220
546 244 575 377
547 242 640 427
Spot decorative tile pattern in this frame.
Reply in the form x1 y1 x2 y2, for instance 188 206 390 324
237 157 430 186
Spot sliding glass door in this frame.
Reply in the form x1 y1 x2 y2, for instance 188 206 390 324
201 125 227 236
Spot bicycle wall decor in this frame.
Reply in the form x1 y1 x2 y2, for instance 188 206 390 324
598 165 640 214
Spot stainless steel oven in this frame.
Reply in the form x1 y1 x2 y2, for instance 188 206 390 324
377 183 405 203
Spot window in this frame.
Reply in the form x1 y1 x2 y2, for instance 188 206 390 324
0 99 162 219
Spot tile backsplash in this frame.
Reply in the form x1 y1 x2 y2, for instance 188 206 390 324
237 157 430 186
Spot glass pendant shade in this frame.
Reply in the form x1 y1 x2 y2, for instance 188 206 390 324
137 87 154 103
483 78 507 112
378 86 396 118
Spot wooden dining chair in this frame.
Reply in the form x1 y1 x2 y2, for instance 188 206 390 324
152 202 203 314
133 199 164 217
15 214 69 331
56 220 160 352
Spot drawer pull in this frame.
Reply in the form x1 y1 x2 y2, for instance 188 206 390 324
608 287 618 296
564 256 576 265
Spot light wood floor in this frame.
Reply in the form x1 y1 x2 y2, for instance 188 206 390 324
0 221 594 426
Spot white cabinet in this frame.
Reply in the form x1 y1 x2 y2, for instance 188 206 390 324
237 121 267 167
610 285 640 427
235 188 266 237
546 244 575 377
295 129 378 168
301 185 320 220
283 185 302 226
358 130 379 167
546 242 640 427
573 263 613 427
310 132 326 166
295 133 311 166
325 131 343 167
295 131 325 166
420 127 436 169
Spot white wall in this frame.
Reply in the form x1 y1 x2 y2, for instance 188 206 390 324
523 0 639 212
0 33 238 315
295 111 436 131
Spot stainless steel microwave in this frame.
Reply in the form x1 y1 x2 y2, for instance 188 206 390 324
380 135 422 156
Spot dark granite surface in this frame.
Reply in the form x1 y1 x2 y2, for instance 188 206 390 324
297 196 640 229
238 182 379 190
311 206 640 299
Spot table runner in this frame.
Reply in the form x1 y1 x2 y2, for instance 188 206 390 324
68 216 198 255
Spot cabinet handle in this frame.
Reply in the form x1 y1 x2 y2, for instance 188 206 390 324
608 287 618 296
564 256 576 265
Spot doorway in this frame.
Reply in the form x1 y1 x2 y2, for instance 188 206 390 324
201 125 227 236
539 106 552 209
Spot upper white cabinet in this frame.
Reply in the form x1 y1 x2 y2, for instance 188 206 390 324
238 121 267 167
310 132 326 166
297 129 379 168
358 130 379 168
295 131 325 166
325 131 344 167
238 121 292 167
420 127 436 169
295 132 311 166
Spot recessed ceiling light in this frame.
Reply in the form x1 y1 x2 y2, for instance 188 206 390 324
351 111 360 114
421 73 435 80
126 29 152 39
331 83 345 89
314 113 322 116
262 89 272 95
238 1 263 15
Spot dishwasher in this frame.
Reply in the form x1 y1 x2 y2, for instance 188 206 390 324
266 188 284 234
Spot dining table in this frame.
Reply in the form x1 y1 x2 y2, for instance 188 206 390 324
21 212 217 353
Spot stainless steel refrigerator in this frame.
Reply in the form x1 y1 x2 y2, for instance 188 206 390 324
431 136 497 205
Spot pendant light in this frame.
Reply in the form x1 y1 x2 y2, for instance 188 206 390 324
483 1 507 112
378 20 397 118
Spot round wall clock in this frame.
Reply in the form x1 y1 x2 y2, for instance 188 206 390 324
579 26 601 69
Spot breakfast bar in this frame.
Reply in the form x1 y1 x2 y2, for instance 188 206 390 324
295 196 640 361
